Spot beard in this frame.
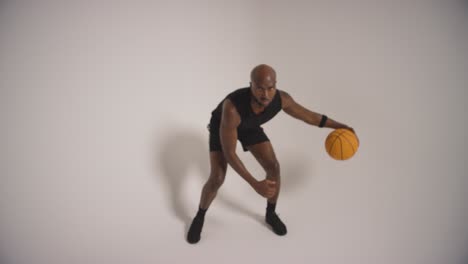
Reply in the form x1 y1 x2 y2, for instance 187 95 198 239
253 96 269 107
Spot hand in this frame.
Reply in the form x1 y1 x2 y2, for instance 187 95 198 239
253 179 277 198
344 126 359 145
343 126 355 134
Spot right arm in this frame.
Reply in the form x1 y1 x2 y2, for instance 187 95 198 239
219 99 257 186
219 99 276 198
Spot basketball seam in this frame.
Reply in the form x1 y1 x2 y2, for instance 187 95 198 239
340 132 357 154
339 137 343 160
328 130 347 153
328 130 348 155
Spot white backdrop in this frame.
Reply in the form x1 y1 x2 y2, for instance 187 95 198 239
1 1 467 264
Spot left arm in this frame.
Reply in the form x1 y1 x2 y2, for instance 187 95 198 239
280 90 356 134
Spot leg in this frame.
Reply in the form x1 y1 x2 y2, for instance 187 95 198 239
247 141 287 236
199 151 228 209
187 150 227 244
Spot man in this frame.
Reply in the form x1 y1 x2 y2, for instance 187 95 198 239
187 64 357 244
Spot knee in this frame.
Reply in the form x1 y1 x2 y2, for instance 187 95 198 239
207 171 226 190
265 160 280 177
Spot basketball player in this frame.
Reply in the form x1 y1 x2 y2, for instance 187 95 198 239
187 64 357 244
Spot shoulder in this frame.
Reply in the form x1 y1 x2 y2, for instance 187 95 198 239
279 90 294 109
279 90 291 100
228 87 250 97
222 98 237 113
221 99 241 126
226 87 249 103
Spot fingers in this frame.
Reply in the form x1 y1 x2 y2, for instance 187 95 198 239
345 127 355 134
345 127 359 144
264 190 275 199
257 180 278 198
266 181 276 192
266 180 276 186
267 189 275 198
266 180 276 198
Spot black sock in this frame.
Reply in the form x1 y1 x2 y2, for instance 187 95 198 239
187 207 207 244
265 202 287 236
266 202 276 215
196 207 207 219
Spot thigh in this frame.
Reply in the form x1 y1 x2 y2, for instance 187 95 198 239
208 123 223 152
246 141 279 171
209 151 228 177
238 127 270 152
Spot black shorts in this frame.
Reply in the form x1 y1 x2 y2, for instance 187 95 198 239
207 123 270 152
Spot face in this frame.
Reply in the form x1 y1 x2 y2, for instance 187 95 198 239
250 80 277 107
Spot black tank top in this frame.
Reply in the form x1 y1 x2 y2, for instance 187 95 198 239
209 87 282 131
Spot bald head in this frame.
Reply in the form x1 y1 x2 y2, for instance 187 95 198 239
250 64 276 84
249 64 277 107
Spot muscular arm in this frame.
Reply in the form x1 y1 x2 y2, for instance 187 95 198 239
280 90 351 130
220 99 258 187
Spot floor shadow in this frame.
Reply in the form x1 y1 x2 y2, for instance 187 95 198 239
155 126 314 233
279 152 313 194
156 126 268 227
157 128 209 225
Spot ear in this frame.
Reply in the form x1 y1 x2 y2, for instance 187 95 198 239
249 82 252 88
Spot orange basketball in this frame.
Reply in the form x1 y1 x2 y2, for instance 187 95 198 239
325 129 359 160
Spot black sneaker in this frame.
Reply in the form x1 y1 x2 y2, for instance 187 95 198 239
266 212 287 236
187 216 204 244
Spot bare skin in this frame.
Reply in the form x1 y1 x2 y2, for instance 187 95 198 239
198 64 357 209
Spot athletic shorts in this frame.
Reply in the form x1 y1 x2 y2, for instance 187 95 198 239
207 123 270 152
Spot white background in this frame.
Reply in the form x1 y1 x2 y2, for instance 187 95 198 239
1 1 467 263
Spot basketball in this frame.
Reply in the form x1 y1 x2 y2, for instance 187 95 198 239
325 128 359 160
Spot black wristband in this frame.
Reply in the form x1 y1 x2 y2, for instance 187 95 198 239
319 114 328 128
